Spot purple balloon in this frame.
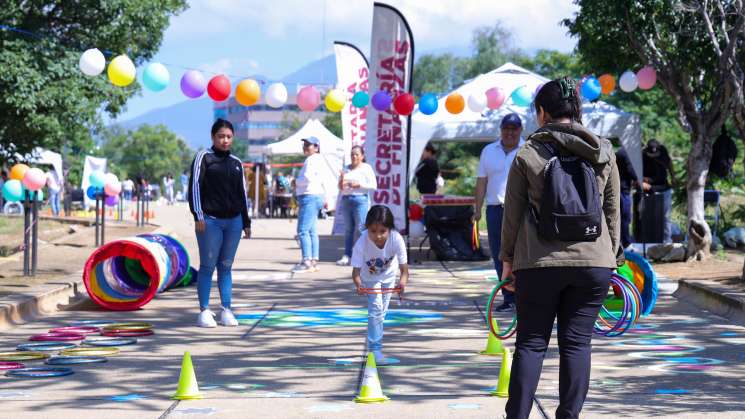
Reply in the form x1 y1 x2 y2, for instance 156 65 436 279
371 91 392 111
180 70 206 99
105 195 119 207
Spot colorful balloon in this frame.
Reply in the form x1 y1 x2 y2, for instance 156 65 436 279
142 63 170 92
79 48 106 76
105 195 119 207
393 93 415 115
235 79 261 106
104 182 122 197
637 66 657 90
265 82 288 108
418 93 438 115
511 86 533 107
107 55 136 87
467 93 487 113
207 75 231 102
89 171 106 189
485 87 506 110
180 70 207 99
22 168 46 191
35 188 44 201
619 70 638 92
86 186 100 200
581 77 602 101
325 89 346 113
297 85 321 112
371 91 392 111
445 93 465 114
351 91 369 108
9 164 29 181
598 74 616 95
2 179 24 202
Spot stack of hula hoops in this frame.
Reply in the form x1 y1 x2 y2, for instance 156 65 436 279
1 321 154 378
83 234 195 310
486 250 658 340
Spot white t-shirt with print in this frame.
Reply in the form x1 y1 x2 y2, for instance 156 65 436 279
351 230 407 284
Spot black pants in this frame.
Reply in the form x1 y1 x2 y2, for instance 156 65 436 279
505 267 611 419
620 191 632 248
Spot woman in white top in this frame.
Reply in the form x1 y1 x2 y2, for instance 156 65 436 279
336 145 377 266
292 136 327 273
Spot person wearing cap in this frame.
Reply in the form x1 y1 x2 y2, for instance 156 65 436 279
292 136 327 273
642 139 677 243
473 112 525 312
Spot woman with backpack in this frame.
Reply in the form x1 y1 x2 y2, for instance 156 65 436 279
500 77 621 419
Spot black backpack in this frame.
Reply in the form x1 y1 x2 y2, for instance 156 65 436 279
709 129 737 179
530 141 603 242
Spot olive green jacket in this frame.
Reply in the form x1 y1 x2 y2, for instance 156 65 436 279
499 122 622 271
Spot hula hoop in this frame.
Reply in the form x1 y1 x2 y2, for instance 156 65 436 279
6 367 73 378
49 326 100 335
101 323 153 331
0 352 49 362
485 278 518 340
0 362 25 370
83 337 137 347
17 342 78 352
29 332 85 342
45 356 108 365
593 273 642 337
101 329 154 337
61 347 120 357
67 320 118 328
623 251 658 315
359 287 402 294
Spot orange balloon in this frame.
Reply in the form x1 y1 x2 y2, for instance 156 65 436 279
10 163 29 181
598 74 616 95
235 79 261 106
445 93 465 114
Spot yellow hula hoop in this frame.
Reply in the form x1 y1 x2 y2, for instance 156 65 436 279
61 347 120 357
101 323 153 331
0 351 50 361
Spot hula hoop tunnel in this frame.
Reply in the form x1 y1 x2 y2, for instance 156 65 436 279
83 234 195 310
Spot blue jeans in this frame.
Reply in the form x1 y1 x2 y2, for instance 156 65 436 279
662 189 673 243
195 215 243 310
342 194 369 257
365 277 395 351
486 205 514 303
49 191 60 216
297 194 324 260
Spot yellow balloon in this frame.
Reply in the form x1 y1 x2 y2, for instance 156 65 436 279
325 89 346 113
10 164 29 181
235 79 261 106
107 55 136 87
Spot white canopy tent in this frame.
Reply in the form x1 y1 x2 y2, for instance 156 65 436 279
410 62 643 181
265 118 345 211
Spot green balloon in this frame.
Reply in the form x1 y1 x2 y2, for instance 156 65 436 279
2 179 24 202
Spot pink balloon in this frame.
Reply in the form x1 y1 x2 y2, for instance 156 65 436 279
297 85 321 112
22 168 46 191
105 181 122 197
485 87 506 110
637 66 657 90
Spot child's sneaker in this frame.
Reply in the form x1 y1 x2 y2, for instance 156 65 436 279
292 260 314 273
311 259 320 272
197 309 217 328
220 308 238 326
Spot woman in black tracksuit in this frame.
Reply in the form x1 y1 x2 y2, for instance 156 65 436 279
189 118 251 328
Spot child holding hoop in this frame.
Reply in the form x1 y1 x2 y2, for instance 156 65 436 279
351 205 409 364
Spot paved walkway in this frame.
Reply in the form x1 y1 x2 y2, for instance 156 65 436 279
1 203 744 418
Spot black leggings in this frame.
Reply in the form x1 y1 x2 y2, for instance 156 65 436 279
505 267 611 419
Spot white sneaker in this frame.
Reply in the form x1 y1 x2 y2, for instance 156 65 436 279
372 350 386 365
292 260 314 273
336 255 350 266
220 308 238 327
197 309 217 328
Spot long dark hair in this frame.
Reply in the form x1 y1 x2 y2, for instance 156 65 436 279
534 76 582 124
365 205 395 230
211 118 234 136
351 145 366 163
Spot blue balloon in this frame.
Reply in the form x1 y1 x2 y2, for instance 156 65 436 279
351 91 369 108
142 63 170 92
511 86 533 107
86 186 101 200
581 77 602 101
2 179 24 202
418 93 438 115
89 171 106 188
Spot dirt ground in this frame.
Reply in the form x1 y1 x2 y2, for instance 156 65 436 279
652 249 745 280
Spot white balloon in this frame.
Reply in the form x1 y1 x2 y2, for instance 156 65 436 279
619 70 639 92
467 93 487 113
265 82 288 108
104 172 119 186
79 48 106 76
409 220 426 238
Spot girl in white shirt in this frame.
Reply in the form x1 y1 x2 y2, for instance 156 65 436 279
336 146 377 266
351 205 409 364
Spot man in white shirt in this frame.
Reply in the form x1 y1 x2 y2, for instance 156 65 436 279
474 113 524 311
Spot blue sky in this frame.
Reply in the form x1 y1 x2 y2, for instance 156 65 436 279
112 0 578 122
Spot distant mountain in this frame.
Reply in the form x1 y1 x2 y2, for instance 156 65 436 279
281 54 337 87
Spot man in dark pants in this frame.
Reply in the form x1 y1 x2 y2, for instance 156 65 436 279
474 113 524 311
614 142 638 248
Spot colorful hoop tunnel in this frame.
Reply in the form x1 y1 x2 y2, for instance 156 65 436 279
82 234 194 310
623 250 658 315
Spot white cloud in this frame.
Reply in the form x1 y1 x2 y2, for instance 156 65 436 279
167 0 578 53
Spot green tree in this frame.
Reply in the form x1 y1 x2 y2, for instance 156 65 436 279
565 0 745 260
465 23 522 79
0 0 187 165
516 49 587 80
101 124 193 184
412 53 467 96
323 113 342 138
